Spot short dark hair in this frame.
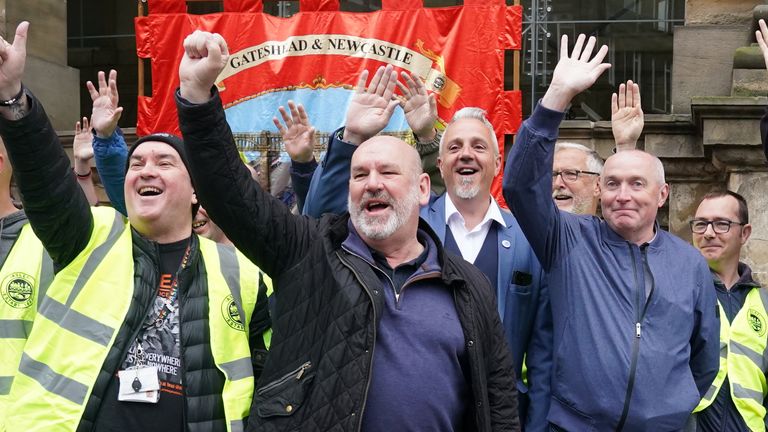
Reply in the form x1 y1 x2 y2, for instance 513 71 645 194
701 190 749 224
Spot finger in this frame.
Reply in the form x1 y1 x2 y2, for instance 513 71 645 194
355 69 369 94
86 81 99 101
580 36 597 62
617 83 626 109
272 116 287 135
308 126 316 145
588 44 609 66
277 106 291 125
82 116 90 130
760 19 768 43
288 101 301 123
631 81 641 107
381 69 397 101
213 33 229 59
428 93 437 114
591 63 612 81
559 34 569 60
611 92 618 116
571 34 586 59
367 66 385 94
411 73 427 95
297 103 309 124
97 70 108 95
75 121 81 134
395 81 411 99
384 98 399 119
11 21 28 55
206 37 222 66
111 107 124 121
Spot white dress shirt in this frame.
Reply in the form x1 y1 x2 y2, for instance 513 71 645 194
444 195 506 264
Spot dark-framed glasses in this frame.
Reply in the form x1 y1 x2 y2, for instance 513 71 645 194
552 169 600 183
689 219 745 234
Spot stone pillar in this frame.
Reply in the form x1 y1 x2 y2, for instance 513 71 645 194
0 0 80 130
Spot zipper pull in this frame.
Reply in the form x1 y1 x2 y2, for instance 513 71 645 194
635 322 642 338
296 362 311 380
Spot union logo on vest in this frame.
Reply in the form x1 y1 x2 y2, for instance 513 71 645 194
748 308 766 336
221 294 245 331
1 271 35 309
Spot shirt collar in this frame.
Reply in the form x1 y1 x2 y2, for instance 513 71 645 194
444 194 506 229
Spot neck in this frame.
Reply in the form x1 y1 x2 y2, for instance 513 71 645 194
619 225 655 246
136 219 193 244
363 227 424 268
710 259 741 290
451 192 492 231
0 195 18 219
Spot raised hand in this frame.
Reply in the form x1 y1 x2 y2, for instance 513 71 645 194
274 101 316 163
611 80 643 150
0 21 28 101
541 34 611 112
396 71 437 141
342 65 400 145
179 30 229 104
73 117 95 163
87 69 123 138
756 19 768 71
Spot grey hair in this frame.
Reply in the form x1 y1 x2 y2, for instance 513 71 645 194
440 107 499 156
555 142 604 174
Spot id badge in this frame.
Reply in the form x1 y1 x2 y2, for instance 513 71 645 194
117 366 160 403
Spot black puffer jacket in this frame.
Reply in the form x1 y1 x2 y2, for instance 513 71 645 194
0 93 264 431
178 89 520 432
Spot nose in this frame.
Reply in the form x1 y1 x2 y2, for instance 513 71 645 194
703 223 717 238
364 171 382 192
553 172 566 189
616 183 631 202
138 162 157 178
458 143 474 160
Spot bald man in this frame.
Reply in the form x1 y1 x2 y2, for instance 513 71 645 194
503 34 719 431
175 30 520 432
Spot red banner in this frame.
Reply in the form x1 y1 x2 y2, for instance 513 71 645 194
135 0 522 204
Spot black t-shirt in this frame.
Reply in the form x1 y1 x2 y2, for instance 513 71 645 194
93 238 189 432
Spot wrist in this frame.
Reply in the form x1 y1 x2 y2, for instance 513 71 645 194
0 83 23 104
540 83 576 112
179 83 213 104
95 127 117 139
414 128 437 143
73 166 92 178
341 128 368 146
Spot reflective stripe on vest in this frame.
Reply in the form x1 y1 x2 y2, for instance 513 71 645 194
6 208 260 432
694 288 768 431
201 238 259 431
0 222 50 421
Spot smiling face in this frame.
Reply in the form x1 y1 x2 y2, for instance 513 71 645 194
348 136 429 243
692 195 751 272
552 148 600 215
192 205 228 244
125 141 197 242
600 151 668 244
438 118 501 202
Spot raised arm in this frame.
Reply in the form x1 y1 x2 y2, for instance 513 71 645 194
302 66 400 217
177 30 316 277
503 34 610 268
72 117 98 206
275 101 317 213
88 69 128 214
611 80 643 152
0 22 93 268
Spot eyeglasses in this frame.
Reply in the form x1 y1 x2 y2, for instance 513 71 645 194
552 169 600 183
689 219 745 234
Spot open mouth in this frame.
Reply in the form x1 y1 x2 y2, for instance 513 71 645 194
138 186 162 197
192 219 208 230
553 194 572 202
457 168 478 176
363 200 391 215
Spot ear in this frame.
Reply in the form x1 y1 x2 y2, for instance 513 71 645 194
493 152 502 176
741 223 752 244
418 173 431 206
657 183 669 208
437 155 445 178
192 191 198 205
592 176 601 197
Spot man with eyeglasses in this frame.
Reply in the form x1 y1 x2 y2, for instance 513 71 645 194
552 80 642 216
689 191 766 432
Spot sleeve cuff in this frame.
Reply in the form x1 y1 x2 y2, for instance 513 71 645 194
527 102 567 139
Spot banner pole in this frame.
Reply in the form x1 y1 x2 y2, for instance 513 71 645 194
137 0 146 99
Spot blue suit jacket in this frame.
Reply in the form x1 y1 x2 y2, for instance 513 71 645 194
299 128 553 431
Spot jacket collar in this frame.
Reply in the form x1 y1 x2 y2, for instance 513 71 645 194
600 219 665 249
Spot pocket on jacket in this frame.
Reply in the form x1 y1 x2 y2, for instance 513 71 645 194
255 361 314 418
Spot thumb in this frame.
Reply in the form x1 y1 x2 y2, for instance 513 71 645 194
12 21 29 54
384 99 400 119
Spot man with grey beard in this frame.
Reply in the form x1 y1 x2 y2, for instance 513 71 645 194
175 30 520 431
300 69 550 431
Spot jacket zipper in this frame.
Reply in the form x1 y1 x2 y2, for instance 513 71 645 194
616 245 655 431
336 250 378 431
256 361 312 395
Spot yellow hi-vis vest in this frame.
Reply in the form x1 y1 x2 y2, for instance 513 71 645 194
694 287 768 432
0 223 52 420
4 208 261 432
